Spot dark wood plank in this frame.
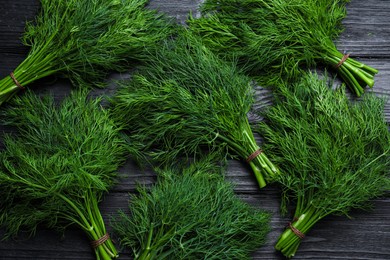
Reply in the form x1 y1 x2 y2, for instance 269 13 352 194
0 0 389 259
337 1 390 57
0 0 39 54
147 0 202 24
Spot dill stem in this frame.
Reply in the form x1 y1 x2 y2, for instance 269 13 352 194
324 51 378 96
343 61 374 87
242 119 280 186
342 55 378 75
86 191 118 259
248 162 266 188
0 42 58 104
338 63 364 96
325 54 364 96
0 18 66 102
138 225 179 259
137 225 154 260
39 189 116 259
214 117 280 188
216 131 267 188
58 191 117 259
275 205 324 257
356 67 374 80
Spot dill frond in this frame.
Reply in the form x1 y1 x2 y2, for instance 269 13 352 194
0 0 175 105
188 0 378 96
111 154 270 259
0 90 128 259
111 30 280 188
256 73 390 257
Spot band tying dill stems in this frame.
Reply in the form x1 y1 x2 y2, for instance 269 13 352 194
9 72 25 90
336 53 350 68
246 149 263 163
287 218 305 239
91 233 110 249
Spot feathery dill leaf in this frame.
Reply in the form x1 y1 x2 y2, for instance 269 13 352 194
0 0 175 105
111 30 280 188
0 90 128 259
256 73 390 257
188 0 377 96
111 154 270 260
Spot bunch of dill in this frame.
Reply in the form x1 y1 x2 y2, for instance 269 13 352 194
188 0 378 96
111 154 270 260
0 0 174 105
256 73 390 257
111 30 280 188
0 90 128 260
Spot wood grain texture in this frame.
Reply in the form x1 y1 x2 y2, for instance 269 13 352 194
0 0 389 259
337 0 390 57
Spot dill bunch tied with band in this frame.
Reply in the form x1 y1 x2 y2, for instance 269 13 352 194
0 91 128 260
188 0 378 96
111 31 280 188
111 154 270 260
0 0 174 105
256 73 390 258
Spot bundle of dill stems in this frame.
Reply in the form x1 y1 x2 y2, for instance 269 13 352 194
188 0 378 96
0 0 173 105
112 154 270 260
257 73 390 257
111 31 280 188
0 91 127 260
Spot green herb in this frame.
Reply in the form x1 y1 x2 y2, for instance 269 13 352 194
256 73 390 257
111 154 270 260
111 31 280 188
0 90 128 259
188 0 378 96
0 0 174 105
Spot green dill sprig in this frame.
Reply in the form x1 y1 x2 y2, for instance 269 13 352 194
0 90 128 260
111 30 280 188
256 73 390 257
0 0 174 105
188 0 378 96
111 154 270 259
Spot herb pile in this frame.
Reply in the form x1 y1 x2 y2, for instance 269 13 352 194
0 0 388 259
0 0 174 105
112 155 270 260
188 0 378 96
256 73 390 257
111 31 279 188
0 91 127 259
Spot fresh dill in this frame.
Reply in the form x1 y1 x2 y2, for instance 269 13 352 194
111 30 280 188
0 90 128 260
256 73 390 257
188 0 378 96
0 0 174 105
111 154 270 260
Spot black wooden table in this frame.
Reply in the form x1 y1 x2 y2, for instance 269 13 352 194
0 0 389 259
